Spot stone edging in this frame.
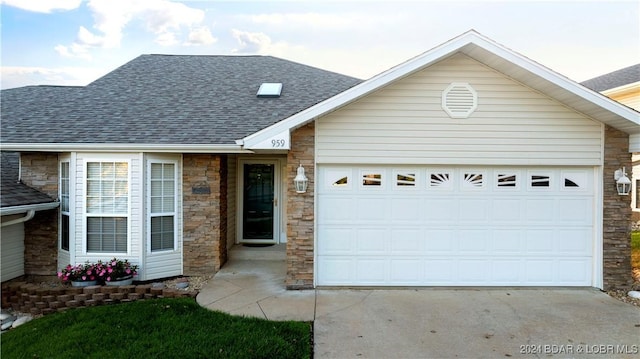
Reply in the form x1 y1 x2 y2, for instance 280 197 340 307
1 281 198 316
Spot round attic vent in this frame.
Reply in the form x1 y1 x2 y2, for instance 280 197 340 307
442 82 477 119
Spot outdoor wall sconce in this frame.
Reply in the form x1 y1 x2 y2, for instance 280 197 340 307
614 167 631 195
294 164 309 193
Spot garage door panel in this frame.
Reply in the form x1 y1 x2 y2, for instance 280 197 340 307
391 229 423 254
459 260 491 283
356 259 387 283
317 227 353 255
318 166 595 287
317 258 353 284
557 198 592 223
319 197 354 222
557 260 591 283
491 199 522 221
525 260 555 283
459 229 490 253
525 199 556 222
458 199 490 222
357 198 387 221
391 259 423 283
491 260 522 283
492 230 523 253
424 198 456 223
557 229 592 254
356 228 387 254
425 260 456 283
425 230 455 252
391 198 421 221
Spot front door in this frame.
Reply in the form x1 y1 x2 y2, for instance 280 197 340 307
241 162 278 243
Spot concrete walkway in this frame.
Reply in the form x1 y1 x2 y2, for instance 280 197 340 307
197 258 640 358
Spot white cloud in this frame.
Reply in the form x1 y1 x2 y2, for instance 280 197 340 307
1 66 108 89
231 29 273 54
54 0 211 59
185 27 217 46
1 0 82 13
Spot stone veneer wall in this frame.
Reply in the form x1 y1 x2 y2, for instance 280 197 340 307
182 154 227 275
603 126 633 290
20 153 59 276
286 123 315 289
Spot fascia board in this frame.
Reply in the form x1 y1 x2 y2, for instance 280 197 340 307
466 33 640 130
1 201 59 216
0 143 254 153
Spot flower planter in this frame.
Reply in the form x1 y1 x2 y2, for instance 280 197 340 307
71 280 98 287
105 276 134 286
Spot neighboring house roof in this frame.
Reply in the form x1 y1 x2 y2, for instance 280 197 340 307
243 30 640 150
1 152 57 212
581 64 640 92
0 55 361 150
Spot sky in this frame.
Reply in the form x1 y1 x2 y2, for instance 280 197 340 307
1 0 638 90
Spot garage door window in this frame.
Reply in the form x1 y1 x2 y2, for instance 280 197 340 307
395 172 416 187
497 173 517 188
530 175 550 188
362 172 382 187
462 173 484 189
428 172 452 189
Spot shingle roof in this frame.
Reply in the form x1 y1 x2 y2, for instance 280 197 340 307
581 64 640 92
1 152 56 208
1 55 361 145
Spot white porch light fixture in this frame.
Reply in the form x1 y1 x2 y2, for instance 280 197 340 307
294 164 309 193
614 167 631 195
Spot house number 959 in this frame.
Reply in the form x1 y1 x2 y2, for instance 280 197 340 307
271 139 286 148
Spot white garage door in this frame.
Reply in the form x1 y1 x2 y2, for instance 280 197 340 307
317 166 595 286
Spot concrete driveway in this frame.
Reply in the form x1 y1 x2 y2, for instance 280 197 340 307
314 288 640 358
197 259 640 358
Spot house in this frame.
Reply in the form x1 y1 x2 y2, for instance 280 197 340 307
581 64 640 111
582 64 640 222
1 152 58 282
1 30 638 290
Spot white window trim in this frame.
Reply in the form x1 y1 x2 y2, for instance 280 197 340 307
146 158 179 253
59 158 71 253
82 155 132 255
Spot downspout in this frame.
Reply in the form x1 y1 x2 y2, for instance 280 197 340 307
1 210 35 227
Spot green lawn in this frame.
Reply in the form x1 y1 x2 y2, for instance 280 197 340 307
1 298 311 359
632 231 640 270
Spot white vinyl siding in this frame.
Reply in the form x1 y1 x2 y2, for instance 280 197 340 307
316 53 603 166
1 221 25 282
60 161 70 251
144 154 182 280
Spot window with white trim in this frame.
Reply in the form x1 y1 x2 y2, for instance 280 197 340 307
60 161 70 251
86 161 129 253
149 162 176 251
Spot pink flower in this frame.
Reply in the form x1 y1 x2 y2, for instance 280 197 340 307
107 268 113 273
57 272 63 278
82 275 87 280
111 261 117 266
106 277 111 282
125 269 131 274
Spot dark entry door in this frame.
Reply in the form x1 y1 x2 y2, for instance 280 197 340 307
242 163 275 241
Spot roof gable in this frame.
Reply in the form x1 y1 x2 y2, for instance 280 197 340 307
581 64 640 92
242 30 640 150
